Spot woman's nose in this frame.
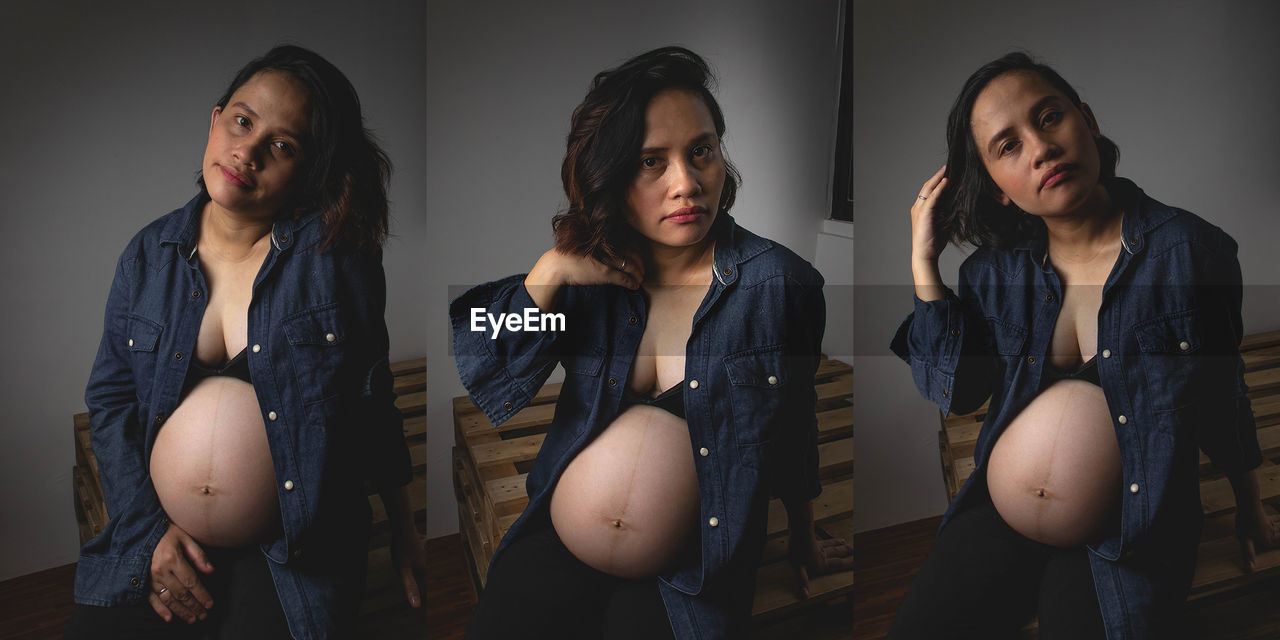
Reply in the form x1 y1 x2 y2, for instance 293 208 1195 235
669 161 702 198
1029 133 1061 167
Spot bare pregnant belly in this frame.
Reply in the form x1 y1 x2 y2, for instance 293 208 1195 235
150 377 280 547
549 405 700 578
987 379 1122 547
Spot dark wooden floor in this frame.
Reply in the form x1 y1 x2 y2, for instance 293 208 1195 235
852 516 1280 640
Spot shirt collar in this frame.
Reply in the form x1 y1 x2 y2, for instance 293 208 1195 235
158 192 319 258
1009 177 1173 266
711 213 771 285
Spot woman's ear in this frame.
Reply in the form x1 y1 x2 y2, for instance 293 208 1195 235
1078 102 1101 138
209 105 222 135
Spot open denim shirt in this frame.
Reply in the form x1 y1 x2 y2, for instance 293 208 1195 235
78 194 412 639
451 215 825 639
890 179 1262 640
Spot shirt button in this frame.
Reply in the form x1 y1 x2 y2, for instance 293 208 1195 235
128 339 134 347
1102 349 1111 359
689 380 699 389
155 415 163 424
191 289 201 299
1130 235 1140 245
628 315 638 325
767 375 778 385
503 401 513 411
950 328 960 337
280 235 289 243
292 548 303 560
174 352 183 361
1044 293 1055 302
268 411 278 421
325 333 336 343
942 388 949 398
608 378 617 387
708 517 719 527
1179 341 1190 351
1118 415 1127 425
699 447 709 457
722 267 733 276
284 480 294 491
252 344 261 353
1027 356 1036 365
1130 483 1140 494
130 577 140 587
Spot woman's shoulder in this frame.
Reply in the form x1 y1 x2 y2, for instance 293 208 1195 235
117 195 204 263
1130 186 1237 256
724 219 824 287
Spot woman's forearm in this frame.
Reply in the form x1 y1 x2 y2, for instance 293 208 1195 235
379 484 417 532
1226 467 1261 505
784 497 815 537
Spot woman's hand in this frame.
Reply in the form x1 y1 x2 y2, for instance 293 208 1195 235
910 165 949 301
1235 496 1280 573
525 248 645 312
789 531 854 599
148 521 215 624
391 524 428 607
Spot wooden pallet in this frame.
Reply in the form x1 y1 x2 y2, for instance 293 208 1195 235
938 330 1280 604
452 356 854 623
71 357 428 621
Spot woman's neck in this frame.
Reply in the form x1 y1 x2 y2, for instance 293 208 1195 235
643 239 716 286
1043 183 1122 260
199 200 274 262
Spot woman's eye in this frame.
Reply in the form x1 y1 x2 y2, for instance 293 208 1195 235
999 140 1018 156
234 115 250 128
692 145 712 158
272 140 292 153
641 157 659 168
1041 110 1061 127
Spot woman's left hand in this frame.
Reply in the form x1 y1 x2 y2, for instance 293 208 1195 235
391 524 428 607
789 531 854 599
1235 497 1280 573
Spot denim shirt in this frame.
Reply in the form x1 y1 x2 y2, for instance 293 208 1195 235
450 215 825 639
890 179 1261 640
78 194 412 639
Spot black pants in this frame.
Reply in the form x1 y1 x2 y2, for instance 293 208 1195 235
887 497 1107 640
464 516 677 640
64 545 291 640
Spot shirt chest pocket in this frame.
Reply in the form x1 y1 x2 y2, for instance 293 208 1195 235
283 303 350 408
1133 309 1212 410
724 345 789 452
126 315 164 403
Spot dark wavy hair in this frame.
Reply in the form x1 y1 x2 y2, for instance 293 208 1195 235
552 46 742 264
938 52 1119 249
198 44 391 253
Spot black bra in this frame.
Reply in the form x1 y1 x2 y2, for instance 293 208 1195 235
621 381 686 419
1040 355 1100 389
183 347 252 392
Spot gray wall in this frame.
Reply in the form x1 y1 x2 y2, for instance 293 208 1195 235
0 1 425 581
853 0 1280 532
426 0 848 537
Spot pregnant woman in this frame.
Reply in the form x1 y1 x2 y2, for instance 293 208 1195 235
888 53 1279 639
451 47 852 639
67 45 424 639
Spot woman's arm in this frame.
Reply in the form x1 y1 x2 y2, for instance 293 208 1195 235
889 167 996 416
450 249 640 426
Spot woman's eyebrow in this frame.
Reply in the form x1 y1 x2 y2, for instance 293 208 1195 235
984 95 1061 154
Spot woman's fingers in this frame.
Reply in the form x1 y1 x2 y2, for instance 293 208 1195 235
817 537 855 571
792 560 812 600
918 164 946 197
148 590 175 623
179 531 215 575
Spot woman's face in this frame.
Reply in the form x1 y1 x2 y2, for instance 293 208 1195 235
969 70 1103 219
624 88 726 249
202 70 310 218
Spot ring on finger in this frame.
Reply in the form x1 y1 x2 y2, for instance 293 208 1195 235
619 259 627 269
158 586 169 596
917 195 928 201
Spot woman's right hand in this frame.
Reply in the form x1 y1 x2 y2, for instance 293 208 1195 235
524 248 644 312
910 166 949 301
148 521 215 624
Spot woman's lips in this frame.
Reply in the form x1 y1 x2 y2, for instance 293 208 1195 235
663 206 707 223
219 165 253 188
1041 165 1074 190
